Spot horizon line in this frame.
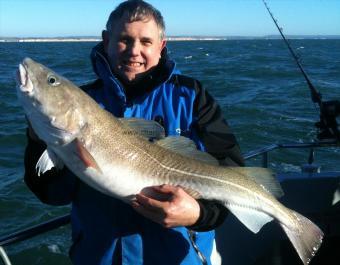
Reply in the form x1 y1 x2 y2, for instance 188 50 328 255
1 34 340 43
1 34 340 39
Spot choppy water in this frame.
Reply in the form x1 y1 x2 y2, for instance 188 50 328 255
0 40 339 264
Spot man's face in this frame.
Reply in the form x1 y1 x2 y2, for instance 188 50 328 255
103 15 166 83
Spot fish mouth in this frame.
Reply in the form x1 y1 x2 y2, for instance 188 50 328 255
17 58 34 94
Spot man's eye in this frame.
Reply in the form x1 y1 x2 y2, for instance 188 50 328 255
142 40 152 46
119 38 129 44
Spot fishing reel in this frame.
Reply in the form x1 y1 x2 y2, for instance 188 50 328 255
315 100 340 142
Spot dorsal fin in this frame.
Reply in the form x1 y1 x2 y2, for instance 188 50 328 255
230 167 284 198
156 136 219 166
118 118 165 140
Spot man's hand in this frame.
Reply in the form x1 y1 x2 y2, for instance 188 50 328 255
131 184 200 228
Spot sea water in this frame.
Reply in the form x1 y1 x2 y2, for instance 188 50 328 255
0 39 339 264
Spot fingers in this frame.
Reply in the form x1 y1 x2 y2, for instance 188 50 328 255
151 184 179 194
131 194 168 225
135 192 169 212
139 185 174 201
131 185 200 228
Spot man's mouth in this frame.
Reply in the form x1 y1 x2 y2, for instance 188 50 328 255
123 60 144 68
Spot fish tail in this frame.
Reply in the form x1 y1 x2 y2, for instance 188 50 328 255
281 211 323 265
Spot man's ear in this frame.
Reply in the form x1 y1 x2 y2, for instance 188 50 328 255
161 39 167 50
102 30 110 53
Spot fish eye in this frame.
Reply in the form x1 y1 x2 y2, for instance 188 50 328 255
47 75 59 86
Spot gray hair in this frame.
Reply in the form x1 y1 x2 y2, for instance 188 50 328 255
106 0 166 39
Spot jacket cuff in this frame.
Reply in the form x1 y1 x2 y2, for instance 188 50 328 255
186 199 228 232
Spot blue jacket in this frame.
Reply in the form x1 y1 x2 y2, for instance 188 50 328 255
24 43 244 265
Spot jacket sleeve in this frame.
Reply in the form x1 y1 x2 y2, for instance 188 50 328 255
24 129 77 206
187 78 245 232
192 80 245 167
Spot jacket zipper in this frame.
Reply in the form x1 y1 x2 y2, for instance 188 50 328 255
188 230 208 265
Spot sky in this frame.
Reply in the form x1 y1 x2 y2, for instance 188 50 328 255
0 0 339 38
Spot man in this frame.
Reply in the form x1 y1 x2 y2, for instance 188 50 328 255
24 1 244 264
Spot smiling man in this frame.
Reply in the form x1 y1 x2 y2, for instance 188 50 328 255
24 1 244 264
103 8 166 83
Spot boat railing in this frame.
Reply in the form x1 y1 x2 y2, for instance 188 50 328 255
0 140 339 264
244 140 339 168
0 215 70 265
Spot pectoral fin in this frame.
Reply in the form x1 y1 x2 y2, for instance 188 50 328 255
332 186 340 206
36 148 64 176
73 139 102 173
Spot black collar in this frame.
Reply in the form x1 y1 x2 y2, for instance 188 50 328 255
119 56 170 102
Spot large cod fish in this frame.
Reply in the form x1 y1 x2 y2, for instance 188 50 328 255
17 58 323 264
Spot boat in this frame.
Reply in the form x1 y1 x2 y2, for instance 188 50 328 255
215 140 340 264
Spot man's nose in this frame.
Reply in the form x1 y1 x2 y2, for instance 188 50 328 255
128 41 141 56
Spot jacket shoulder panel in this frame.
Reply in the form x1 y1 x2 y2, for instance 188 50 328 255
80 79 104 92
169 74 201 93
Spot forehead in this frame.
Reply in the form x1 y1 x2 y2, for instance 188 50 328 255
110 14 161 37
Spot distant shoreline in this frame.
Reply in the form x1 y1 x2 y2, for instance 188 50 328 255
0 38 102 43
1 35 340 43
1 37 227 43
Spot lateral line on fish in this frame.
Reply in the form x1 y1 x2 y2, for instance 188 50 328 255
123 137 281 214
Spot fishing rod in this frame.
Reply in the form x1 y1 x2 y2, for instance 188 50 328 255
262 0 340 142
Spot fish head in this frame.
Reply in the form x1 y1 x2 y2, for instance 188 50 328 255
16 57 85 146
